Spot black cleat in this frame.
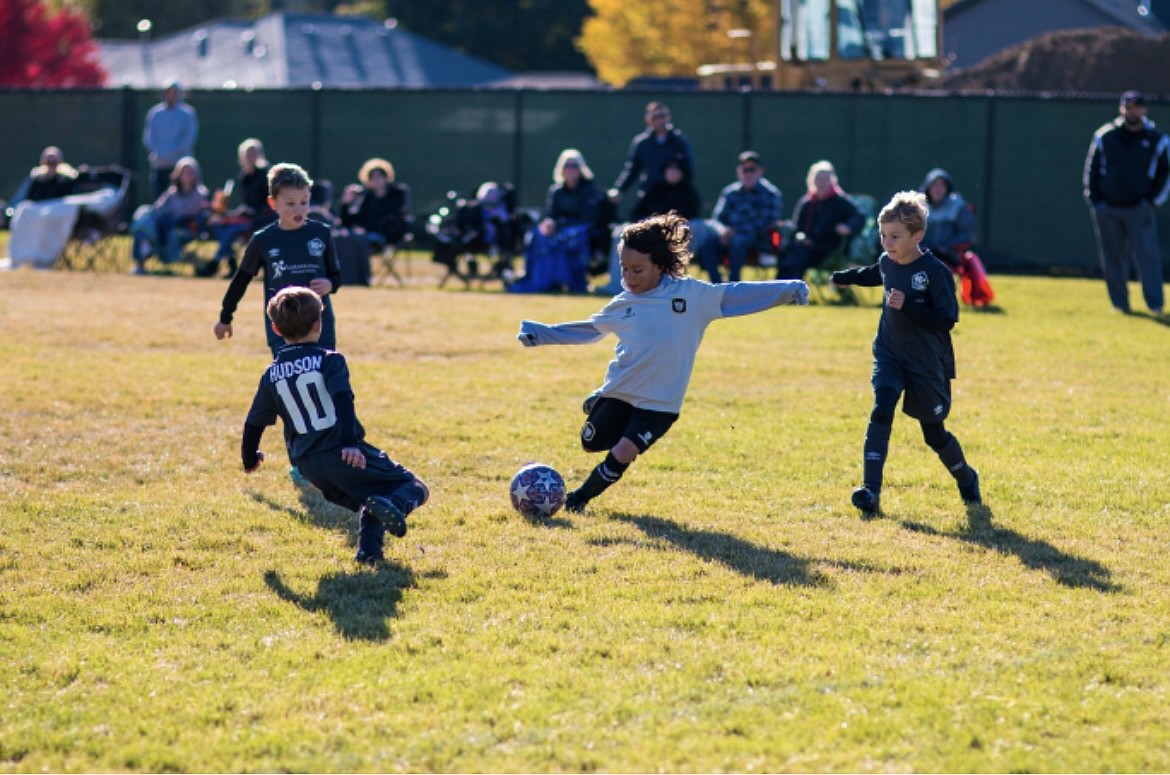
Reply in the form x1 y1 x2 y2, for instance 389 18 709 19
959 469 982 505
365 495 407 538
563 492 587 514
851 486 880 514
354 507 386 565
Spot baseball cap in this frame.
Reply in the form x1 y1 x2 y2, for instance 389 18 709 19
738 150 762 166
1120 90 1145 106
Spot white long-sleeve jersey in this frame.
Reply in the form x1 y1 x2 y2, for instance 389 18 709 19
518 276 807 413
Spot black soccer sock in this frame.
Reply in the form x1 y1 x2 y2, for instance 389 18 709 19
570 452 630 504
934 434 974 485
862 422 892 492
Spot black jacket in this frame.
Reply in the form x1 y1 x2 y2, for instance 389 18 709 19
1084 117 1170 208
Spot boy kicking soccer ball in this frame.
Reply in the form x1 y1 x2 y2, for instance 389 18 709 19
831 190 981 514
517 211 808 514
240 286 428 564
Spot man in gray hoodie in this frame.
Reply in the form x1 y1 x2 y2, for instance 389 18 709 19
143 79 199 200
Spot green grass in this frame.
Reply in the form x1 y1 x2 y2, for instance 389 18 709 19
2 266 1170 772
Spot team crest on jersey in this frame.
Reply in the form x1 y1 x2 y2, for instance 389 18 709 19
307 237 326 258
271 260 288 279
672 298 687 314
912 271 929 292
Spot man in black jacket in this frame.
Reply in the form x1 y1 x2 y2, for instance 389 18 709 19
608 102 696 220
1084 91 1170 315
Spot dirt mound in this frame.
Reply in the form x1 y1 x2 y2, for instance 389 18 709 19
940 26 1170 97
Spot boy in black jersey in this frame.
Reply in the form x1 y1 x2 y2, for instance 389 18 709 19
214 162 342 357
241 287 429 564
831 191 981 514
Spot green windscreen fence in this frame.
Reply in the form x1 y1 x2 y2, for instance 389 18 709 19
1 87 1165 275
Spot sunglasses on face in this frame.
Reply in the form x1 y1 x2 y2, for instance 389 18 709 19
649 112 668 120
739 166 760 173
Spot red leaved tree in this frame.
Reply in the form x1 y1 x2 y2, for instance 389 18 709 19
0 0 106 87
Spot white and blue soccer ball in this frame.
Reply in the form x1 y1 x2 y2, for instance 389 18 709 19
510 463 566 519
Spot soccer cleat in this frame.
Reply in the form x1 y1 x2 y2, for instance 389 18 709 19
354 507 386 565
959 469 982 505
364 495 407 538
851 486 880 514
563 492 587 514
582 391 601 415
288 466 310 487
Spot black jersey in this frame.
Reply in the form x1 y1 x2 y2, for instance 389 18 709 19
244 343 365 463
218 219 342 353
836 250 958 380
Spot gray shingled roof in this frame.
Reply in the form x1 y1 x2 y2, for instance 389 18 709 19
99 12 514 89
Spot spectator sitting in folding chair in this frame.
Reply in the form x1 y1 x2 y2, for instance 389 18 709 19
3 146 80 269
129 156 209 275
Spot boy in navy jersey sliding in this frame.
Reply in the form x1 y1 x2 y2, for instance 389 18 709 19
518 211 808 514
831 190 981 515
241 287 429 565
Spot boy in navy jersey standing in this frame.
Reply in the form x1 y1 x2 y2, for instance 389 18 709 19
214 162 342 357
518 211 808 514
831 190 981 514
241 287 429 564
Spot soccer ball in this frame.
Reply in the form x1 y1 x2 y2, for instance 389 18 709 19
510 463 566 519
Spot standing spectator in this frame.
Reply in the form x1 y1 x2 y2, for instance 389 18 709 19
1083 90 1170 315
143 79 199 200
697 150 782 283
608 102 695 218
776 160 864 279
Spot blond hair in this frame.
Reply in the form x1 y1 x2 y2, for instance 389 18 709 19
878 190 929 235
553 148 593 185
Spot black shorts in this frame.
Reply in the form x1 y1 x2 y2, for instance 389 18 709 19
580 397 679 453
872 356 951 422
296 441 417 512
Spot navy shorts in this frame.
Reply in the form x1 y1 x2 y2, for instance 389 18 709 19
872 356 951 422
580 397 679 453
296 441 417 512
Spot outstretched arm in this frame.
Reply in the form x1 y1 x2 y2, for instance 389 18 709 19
719 279 809 318
518 320 605 347
831 263 882 287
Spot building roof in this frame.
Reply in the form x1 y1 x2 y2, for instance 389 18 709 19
99 12 514 89
946 0 1167 35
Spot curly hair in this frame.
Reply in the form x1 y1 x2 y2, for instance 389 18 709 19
878 190 929 234
620 211 692 278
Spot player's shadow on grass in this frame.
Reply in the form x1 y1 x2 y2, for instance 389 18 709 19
609 513 886 587
264 565 414 641
247 486 354 536
900 505 1119 592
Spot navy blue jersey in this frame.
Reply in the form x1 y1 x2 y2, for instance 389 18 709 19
218 219 342 353
835 250 958 380
244 343 365 463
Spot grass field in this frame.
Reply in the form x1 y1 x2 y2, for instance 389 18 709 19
2 260 1170 772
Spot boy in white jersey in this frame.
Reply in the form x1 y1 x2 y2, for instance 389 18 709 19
518 211 809 513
